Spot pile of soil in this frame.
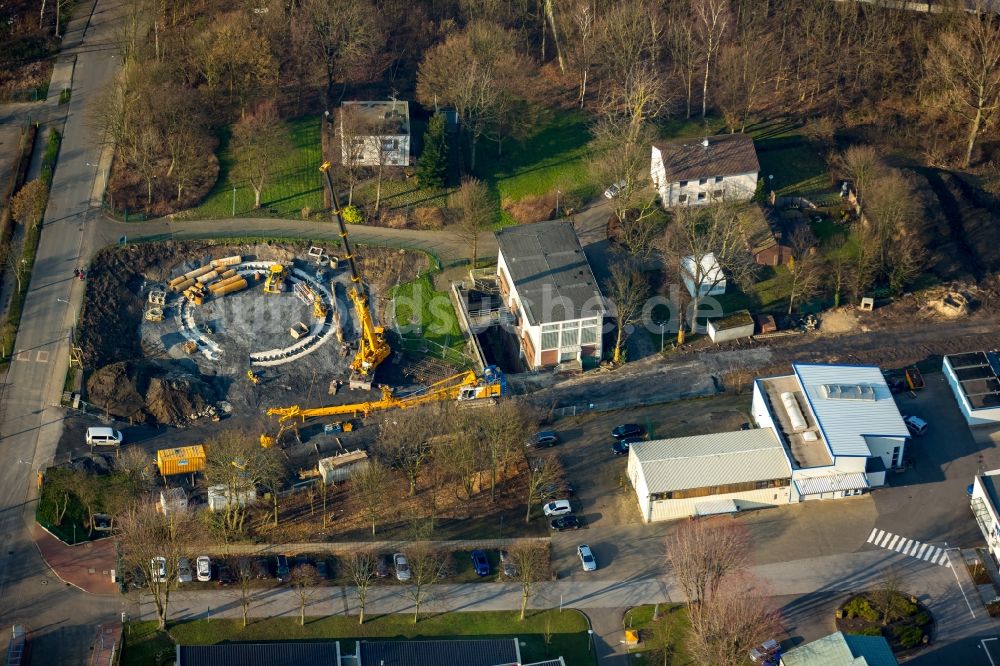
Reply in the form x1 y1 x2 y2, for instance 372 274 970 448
86 361 214 426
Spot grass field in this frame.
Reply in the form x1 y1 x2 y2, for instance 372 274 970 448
390 274 465 360
121 610 594 666
712 266 795 316
183 116 324 220
624 605 692 665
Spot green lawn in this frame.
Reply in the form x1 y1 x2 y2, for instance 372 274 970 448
712 266 794 316
624 605 692 665
122 610 593 666
757 143 835 202
183 116 324 220
390 274 466 362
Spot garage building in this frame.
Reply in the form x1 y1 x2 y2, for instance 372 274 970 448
627 429 794 522
943 352 1000 426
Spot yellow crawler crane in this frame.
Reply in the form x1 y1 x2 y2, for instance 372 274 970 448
264 264 287 294
260 366 507 448
319 161 390 389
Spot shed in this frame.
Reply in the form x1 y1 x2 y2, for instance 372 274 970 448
707 310 754 343
207 484 257 512
319 450 369 484
681 253 726 297
159 487 188 516
156 445 207 477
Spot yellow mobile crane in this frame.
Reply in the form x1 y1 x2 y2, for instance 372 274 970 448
319 161 390 389
260 365 507 448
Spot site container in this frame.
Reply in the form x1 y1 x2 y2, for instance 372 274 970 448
156 445 207 476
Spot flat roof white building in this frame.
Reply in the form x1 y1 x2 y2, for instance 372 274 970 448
626 429 794 522
972 470 1000 563
943 352 1000 426
753 363 909 500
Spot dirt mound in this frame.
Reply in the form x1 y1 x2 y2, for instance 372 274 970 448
86 361 214 426
819 308 861 335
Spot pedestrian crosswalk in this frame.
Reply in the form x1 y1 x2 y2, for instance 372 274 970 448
866 528 952 567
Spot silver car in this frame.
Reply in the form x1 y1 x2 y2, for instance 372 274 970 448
577 544 597 572
177 557 192 583
393 553 411 581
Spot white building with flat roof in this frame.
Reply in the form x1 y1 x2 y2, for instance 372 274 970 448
626 429 794 522
971 470 1000 563
752 363 909 501
943 352 1000 426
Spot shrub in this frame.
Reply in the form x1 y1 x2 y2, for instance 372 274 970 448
986 601 1000 617
300 206 312 219
914 612 931 626
844 596 878 622
412 206 445 230
502 192 555 225
894 624 924 648
850 626 883 637
342 205 364 224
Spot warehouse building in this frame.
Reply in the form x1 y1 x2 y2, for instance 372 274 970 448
627 429 794 522
753 363 909 500
942 351 1000 426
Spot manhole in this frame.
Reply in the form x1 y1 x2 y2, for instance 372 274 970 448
40 579 47 585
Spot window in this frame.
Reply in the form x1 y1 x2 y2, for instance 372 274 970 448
541 331 559 350
698 177 708 185
697 192 706 201
713 189 723 197
561 327 579 347
678 194 688 203
679 180 688 187
715 176 723 183
580 325 598 345
382 138 399 151
891 446 902 467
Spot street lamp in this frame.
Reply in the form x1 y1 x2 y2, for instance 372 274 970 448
232 186 237 217
659 322 665 353
555 189 562 218
587 629 595 653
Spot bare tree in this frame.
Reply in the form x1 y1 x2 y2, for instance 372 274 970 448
667 7 699 119
11 179 48 229
687 574 779 666
233 557 256 627
785 226 823 315
596 1 666 131
665 519 750 608
524 455 562 523
450 177 494 269
661 202 758 334
871 568 907 626
231 100 291 209
353 459 390 535
402 546 448 623
204 430 270 540
693 0 731 119
834 145 882 210
346 550 378 624
117 502 192 630
507 544 548 620
604 262 649 366
926 4 1000 168
290 563 320 626
115 446 153 498
568 1 596 107
479 400 535 502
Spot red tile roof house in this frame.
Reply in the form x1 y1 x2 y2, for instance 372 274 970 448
651 133 760 207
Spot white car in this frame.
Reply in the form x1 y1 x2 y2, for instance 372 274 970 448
542 500 572 517
177 557 192 583
903 415 928 436
196 555 211 582
577 544 597 572
150 557 167 583
604 180 625 199
393 553 411 582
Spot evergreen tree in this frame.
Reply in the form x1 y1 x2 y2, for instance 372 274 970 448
417 113 448 190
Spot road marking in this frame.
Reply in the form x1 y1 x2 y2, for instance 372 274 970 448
982 637 998 666
866 529 950 567
948 549 976 619
14 350 29 361
35 350 48 363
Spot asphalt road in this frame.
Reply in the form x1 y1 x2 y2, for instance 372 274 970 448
0 1 125 663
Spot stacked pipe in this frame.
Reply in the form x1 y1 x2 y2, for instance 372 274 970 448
212 278 248 296
209 275 246 293
211 255 243 268
168 264 215 292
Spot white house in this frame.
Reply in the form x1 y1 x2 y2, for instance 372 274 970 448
627 429 794 522
971 470 1000 563
651 134 759 207
496 220 605 371
942 351 1000 426
340 101 410 167
753 363 910 500
681 252 726 297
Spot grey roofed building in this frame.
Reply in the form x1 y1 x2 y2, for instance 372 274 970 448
652 133 759 183
176 642 339 666
495 219 605 327
631 429 792 493
358 638 520 666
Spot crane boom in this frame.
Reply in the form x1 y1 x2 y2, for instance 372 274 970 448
319 161 390 386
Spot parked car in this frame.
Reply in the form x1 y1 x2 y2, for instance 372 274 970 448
216 562 235 586
275 555 291 583
577 544 597 572
543 499 573 517
195 556 211 582
530 431 559 448
315 559 330 580
394 553 411 581
252 558 271 580
377 554 392 579
499 550 519 578
550 515 581 531
177 557 193 584
150 557 167 583
471 550 491 577
541 483 575 499
611 424 644 440
611 440 633 456
749 639 781 664
604 180 625 199
903 414 928 436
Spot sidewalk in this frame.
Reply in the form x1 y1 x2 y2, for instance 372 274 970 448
29 520 118 595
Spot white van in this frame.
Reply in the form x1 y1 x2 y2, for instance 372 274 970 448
86 427 123 447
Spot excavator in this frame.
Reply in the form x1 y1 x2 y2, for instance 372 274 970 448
259 365 507 448
319 161 390 390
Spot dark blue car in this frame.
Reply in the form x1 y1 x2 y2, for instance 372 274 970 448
471 550 490 577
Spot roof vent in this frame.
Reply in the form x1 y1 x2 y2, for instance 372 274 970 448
802 431 818 442
780 392 808 432
819 383 876 401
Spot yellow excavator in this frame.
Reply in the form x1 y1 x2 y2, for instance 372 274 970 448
319 161 390 390
260 365 507 448
264 264 287 294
